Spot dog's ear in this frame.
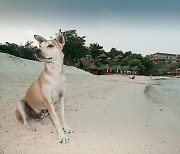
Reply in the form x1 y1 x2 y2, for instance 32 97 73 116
34 35 46 44
54 29 65 47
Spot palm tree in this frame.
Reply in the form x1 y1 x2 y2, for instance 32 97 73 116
88 43 104 60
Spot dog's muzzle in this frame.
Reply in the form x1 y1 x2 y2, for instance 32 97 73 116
35 48 41 53
34 49 52 60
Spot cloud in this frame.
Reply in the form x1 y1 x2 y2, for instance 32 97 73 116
25 30 36 36
8 28 22 33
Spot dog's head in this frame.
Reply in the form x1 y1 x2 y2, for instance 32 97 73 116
34 29 65 63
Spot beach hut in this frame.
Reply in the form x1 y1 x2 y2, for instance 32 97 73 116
113 55 124 62
131 66 140 75
111 65 122 74
176 68 180 75
97 53 108 62
82 62 98 75
121 65 132 74
98 64 111 75
81 56 92 65
167 71 176 76
74 62 81 68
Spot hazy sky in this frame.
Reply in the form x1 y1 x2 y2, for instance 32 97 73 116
0 0 180 55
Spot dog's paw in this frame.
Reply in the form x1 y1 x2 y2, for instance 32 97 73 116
63 126 74 134
40 118 49 125
59 135 69 144
25 124 36 131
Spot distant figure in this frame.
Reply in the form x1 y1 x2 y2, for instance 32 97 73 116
150 75 152 80
130 76 135 80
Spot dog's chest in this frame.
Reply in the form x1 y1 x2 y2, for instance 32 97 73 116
50 77 67 103
51 86 62 102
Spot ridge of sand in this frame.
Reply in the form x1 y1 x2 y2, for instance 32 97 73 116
0 53 92 76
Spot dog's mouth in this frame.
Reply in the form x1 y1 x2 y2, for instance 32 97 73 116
35 53 52 60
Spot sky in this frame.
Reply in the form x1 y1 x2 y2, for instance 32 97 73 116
0 0 180 55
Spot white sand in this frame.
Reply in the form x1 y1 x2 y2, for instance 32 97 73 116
0 53 180 154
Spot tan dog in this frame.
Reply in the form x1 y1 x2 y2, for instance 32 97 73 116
15 30 73 143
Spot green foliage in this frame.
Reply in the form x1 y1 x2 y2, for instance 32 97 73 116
123 51 132 58
120 52 155 75
88 43 105 60
108 61 122 66
63 30 89 65
128 59 140 66
19 41 37 60
0 41 36 60
0 42 19 56
141 57 154 75
107 48 123 59
153 62 180 74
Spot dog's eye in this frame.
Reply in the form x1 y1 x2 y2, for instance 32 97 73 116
47 44 54 48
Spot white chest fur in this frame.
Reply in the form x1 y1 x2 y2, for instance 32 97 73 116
52 76 66 103
44 72 67 103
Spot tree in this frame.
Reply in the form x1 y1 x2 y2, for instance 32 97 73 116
63 30 88 65
107 48 123 59
19 41 37 60
128 59 141 66
0 42 19 56
128 59 145 74
88 43 104 60
0 41 37 60
141 57 154 75
123 51 132 58
121 56 130 65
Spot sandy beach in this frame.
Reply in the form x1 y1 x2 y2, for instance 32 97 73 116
0 53 180 154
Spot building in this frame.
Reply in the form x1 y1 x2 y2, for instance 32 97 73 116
81 55 93 65
113 55 124 62
121 65 132 74
150 53 177 63
176 68 180 74
131 66 140 75
98 64 111 75
97 53 108 62
82 62 98 75
177 55 180 62
111 65 122 74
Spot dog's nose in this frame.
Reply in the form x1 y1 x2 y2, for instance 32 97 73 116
35 48 41 53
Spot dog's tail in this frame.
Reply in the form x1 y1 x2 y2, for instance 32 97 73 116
15 107 23 124
15 100 42 124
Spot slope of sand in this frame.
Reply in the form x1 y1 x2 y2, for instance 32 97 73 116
0 53 180 154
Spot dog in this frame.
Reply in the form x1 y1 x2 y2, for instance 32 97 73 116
15 29 74 143
130 76 135 80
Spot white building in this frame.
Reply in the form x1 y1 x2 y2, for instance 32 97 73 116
150 53 177 63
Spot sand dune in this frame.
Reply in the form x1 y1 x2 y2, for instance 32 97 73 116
0 53 180 154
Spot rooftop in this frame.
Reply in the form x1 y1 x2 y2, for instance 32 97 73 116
151 52 177 56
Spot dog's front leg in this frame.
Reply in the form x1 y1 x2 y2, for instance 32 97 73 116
43 96 69 143
47 102 69 143
59 96 74 133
